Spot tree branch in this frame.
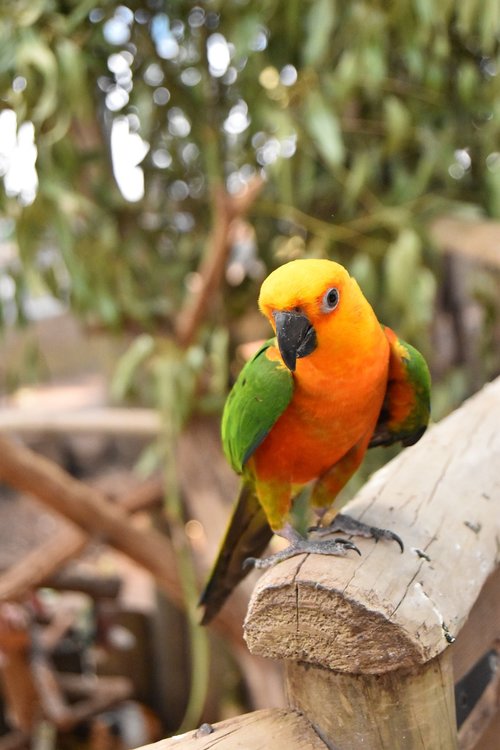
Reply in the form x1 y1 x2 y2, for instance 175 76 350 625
175 176 265 348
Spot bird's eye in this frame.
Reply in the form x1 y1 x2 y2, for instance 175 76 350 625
322 287 340 311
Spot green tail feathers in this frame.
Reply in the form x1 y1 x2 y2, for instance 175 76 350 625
199 483 272 625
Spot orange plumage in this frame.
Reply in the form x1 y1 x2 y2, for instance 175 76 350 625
250 259 390 528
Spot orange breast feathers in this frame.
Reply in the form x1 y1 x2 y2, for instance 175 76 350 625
253 261 391 485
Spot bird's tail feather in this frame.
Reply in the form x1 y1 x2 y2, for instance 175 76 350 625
199 483 272 625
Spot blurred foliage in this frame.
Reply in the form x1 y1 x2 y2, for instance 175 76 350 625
1 0 500 564
0 0 499 593
0 0 499 365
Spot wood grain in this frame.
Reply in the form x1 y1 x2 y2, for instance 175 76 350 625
286 652 457 750
134 709 327 750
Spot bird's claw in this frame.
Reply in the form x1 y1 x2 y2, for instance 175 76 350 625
369 527 404 553
309 512 404 553
243 535 361 570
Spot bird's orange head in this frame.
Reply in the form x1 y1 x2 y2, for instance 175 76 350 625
258 259 379 371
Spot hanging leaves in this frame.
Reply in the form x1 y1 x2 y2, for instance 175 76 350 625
304 91 345 170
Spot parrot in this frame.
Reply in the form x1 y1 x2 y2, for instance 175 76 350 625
199 258 431 625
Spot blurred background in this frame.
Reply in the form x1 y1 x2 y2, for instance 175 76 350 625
0 0 499 747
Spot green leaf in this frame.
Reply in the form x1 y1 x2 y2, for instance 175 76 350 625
16 33 59 124
303 0 337 67
360 43 387 91
455 0 482 37
406 267 437 333
384 229 422 309
7 0 47 27
342 151 372 209
457 62 479 104
230 14 262 57
135 440 163 478
479 0 500 52
412 0 435 28
304 91 345 169
335 50 358 94
384 96 411 152
349 252 378 305
56 38 92 119
111 334 155 401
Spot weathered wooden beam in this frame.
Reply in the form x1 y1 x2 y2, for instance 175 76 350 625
0 407 160 436
430 216 500 268
245 377 500 674
457 648 500 750
452 567 500 683
468 700 500 750
0 524 87 603
32 657 132 732
0 435 185 607
242 377 500 749
0 434 247 646
133 709 327 750
0 476 162 603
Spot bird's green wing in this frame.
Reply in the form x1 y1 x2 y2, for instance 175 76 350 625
222 339 294 473
370 326 431 448
199 340 292 624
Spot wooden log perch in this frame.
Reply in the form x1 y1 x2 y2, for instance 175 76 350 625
239 376 500 749
244 376 500 672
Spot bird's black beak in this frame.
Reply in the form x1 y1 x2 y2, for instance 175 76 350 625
274 310 317 372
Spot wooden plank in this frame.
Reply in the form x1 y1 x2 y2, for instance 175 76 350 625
0 524 87 602
0 477 162 603
458 650 500 750
134 708 327 750
430 216 500 268
470 703 500 750
0 407 161 436
244 377 500 674
452 568 500 682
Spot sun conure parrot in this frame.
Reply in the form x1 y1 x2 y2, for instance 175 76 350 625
199 258 431 625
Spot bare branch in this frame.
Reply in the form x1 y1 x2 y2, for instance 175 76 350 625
175 176 265 348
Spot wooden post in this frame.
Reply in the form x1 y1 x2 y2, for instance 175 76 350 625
242 377 500 749
286 654 456 749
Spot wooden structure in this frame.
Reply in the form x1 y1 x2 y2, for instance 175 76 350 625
0 415 282 742
136 376 500 749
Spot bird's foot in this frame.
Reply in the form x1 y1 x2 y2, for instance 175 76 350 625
243 536 360 570
309 512 404 553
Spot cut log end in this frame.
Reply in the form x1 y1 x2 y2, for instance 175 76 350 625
244 556 426 674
